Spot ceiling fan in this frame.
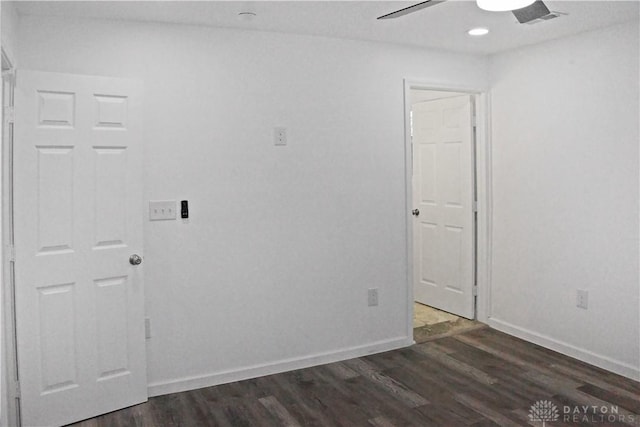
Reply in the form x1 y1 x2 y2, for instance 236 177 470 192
377 0 552 24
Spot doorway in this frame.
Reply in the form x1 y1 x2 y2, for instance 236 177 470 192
403 83 489 341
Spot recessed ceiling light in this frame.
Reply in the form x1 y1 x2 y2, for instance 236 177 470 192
468 27 490 36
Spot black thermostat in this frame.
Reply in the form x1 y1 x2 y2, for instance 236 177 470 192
181 200 189 219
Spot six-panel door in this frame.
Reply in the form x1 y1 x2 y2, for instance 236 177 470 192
412 95 475 319
14 70 147 427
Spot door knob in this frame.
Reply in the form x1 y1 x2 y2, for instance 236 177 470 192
412 209 420 216
129 254 143 266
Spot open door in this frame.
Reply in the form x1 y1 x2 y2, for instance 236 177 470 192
412 95 476 319
13 70 147 426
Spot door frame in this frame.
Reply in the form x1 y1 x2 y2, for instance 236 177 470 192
1 47 19 427
403 79 492 339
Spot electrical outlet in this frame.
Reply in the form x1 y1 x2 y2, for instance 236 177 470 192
149 200 177 221
368 288 379 307
274 127 287 146
576 290 588 310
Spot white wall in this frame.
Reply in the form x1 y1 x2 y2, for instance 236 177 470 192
17 15 488 393
1 2 18 65
488 20 640 379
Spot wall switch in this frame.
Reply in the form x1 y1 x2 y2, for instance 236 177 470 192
274 127 287 146
145 318 151 339
368 288 379 307
149 200 177 221
576 290 588 310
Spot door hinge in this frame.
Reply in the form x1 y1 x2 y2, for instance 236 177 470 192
8 245 15 262
472 286 478 296
145 318 152 339
4 106 15 124
472 200 478 213
12 381 20 398
2 70 15 85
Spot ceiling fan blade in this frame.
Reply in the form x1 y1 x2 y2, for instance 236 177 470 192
377 0 446 20
512 0 550 23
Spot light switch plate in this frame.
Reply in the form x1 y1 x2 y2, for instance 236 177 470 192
149 200 177 221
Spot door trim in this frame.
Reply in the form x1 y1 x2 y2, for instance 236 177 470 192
1 47 20 427
403 79 492 339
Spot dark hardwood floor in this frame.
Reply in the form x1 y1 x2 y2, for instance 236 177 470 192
69 327 640 427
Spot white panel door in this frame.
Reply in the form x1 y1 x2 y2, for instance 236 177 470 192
13 70 147 427
412 95 475 319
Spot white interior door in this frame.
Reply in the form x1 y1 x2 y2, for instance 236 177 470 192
13 70 147 426
412 95 475 319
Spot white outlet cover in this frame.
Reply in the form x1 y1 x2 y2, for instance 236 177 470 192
368 288 379 307
576 289 589 309
274 127 287 146
149 200 177 221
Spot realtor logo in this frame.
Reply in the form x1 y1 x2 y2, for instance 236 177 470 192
529 400 560 426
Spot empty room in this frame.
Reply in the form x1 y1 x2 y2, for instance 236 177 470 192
0 0 638 426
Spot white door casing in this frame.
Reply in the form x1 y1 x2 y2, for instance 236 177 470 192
412 95 475 319
14 70 147 426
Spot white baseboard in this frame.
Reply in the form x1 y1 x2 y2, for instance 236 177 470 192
147 336 414 397
487 317 640 381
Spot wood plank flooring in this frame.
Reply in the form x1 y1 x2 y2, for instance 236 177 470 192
68 327 640 427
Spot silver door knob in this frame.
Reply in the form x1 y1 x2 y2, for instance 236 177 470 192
412 209 420 216
129 254 143 265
